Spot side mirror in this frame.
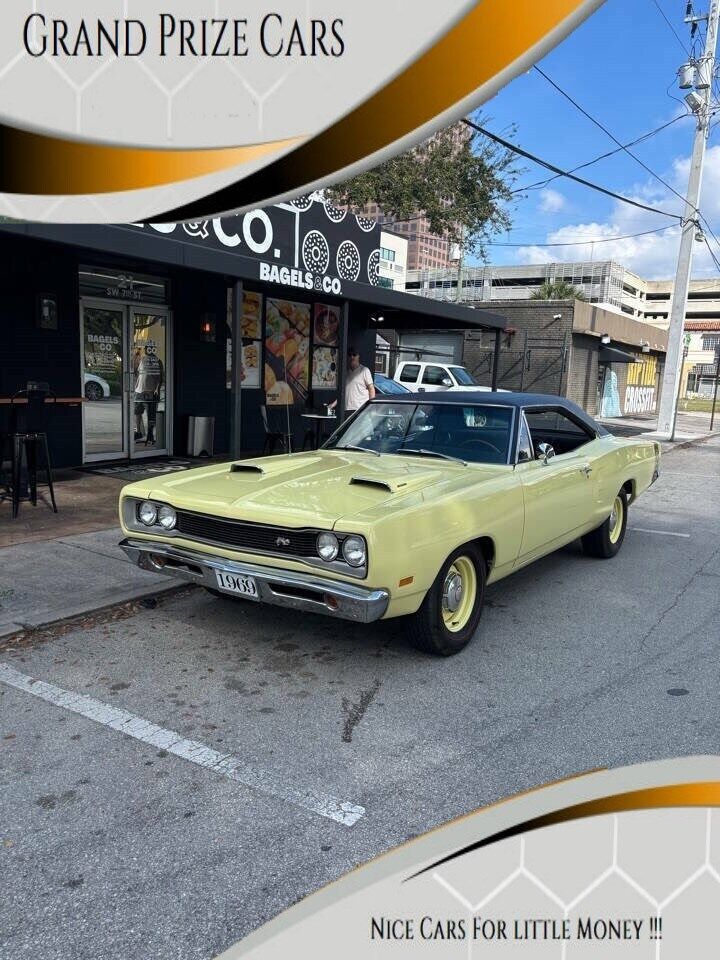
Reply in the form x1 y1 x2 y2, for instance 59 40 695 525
537 442 555 465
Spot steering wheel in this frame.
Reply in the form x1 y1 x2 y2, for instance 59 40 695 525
458 437 503 456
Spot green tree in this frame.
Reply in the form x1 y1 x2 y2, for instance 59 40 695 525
530 280 587 301
326 120 518 260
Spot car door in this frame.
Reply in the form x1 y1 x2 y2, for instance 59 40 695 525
515 408 595 562
396 362 421 390
418 364 453 393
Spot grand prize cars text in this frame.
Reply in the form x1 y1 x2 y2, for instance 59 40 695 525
23 14 345 59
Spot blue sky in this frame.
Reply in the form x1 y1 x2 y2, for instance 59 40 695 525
473 0 720 278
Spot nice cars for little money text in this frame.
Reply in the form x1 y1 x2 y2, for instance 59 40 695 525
23 14 345 59
119 393 660 656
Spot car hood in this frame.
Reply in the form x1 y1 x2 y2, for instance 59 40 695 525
135 450 500 528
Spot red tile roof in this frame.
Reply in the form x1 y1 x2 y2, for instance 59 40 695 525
684 320 720 330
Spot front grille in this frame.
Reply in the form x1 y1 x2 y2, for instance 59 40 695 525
175 510 318 558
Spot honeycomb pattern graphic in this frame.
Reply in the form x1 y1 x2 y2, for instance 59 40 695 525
431 809 720 959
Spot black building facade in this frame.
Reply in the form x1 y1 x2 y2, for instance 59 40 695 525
1 200 506 469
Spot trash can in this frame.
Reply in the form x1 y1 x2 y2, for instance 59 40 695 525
187 416 214 457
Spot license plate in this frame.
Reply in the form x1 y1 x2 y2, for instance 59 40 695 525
214 570 259 599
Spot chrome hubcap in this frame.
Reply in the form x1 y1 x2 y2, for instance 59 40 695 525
443 572 463 613
610 507 617 529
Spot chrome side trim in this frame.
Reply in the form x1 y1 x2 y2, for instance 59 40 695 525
119 538 389 624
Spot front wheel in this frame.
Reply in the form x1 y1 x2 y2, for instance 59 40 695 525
408 545 486 656
581 489 628 558
84 380 103 401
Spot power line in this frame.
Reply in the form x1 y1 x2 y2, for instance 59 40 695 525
486 224 677 247
533 65 691 210
462 117 683 221
650 0 691 56
515 113 687 194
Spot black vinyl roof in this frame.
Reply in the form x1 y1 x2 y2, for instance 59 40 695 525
369 390 609 436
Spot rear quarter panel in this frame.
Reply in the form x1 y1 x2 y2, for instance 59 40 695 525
590 435 659 524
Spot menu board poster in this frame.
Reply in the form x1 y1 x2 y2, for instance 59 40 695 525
241 340 261 388
312 347 338 390
264 298 310 406
241 291 263 339
313 303 340 346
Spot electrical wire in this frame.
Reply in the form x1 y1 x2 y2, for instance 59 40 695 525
486 224 677 247
461 117 683 221
533 65 691 211
515 113 688 194
650 0 691 56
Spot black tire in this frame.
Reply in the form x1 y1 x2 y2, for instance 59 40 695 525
408 545 486 656
84 381 103 401
581 489 628 559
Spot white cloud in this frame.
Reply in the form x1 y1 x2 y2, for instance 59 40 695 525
538 188 566 213
511 145 720 280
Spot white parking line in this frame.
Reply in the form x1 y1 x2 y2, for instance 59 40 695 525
0 663 364 827
629 527 691 539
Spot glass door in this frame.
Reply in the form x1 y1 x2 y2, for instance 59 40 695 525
130 308 170 458
81 301 172 462
81 301 128 462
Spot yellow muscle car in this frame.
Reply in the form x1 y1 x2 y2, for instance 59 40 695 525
119 392 660 656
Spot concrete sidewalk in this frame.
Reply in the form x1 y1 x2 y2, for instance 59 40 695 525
0 527 178 639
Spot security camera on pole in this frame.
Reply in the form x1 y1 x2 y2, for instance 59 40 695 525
657 0 719 440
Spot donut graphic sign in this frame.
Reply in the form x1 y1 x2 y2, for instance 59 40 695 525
134 197 379 294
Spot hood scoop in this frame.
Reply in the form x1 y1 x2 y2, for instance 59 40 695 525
230 463 264 475
350 476 404 494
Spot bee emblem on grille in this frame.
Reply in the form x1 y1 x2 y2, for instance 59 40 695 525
276 536 291 547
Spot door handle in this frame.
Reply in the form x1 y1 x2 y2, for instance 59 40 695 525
581 464 592 477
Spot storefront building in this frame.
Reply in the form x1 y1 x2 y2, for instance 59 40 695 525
0 200 506 469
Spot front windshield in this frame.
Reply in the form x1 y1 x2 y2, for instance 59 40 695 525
450 366 478 386
324 402 513 465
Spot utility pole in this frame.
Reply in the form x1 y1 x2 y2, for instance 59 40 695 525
657 0 719 440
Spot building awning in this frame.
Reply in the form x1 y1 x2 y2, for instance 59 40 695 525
0 222 507 333
599 345 638 364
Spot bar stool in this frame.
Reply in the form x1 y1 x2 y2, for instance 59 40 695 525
8 383 58 518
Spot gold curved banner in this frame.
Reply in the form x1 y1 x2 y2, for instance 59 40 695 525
0 0 601 205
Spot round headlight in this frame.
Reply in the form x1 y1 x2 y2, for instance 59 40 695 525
138 501 158 526
317 532 339 561
157 505 177 530
342 535 366 567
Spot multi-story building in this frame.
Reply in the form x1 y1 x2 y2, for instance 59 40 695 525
404 259 720 329
362 202 454 271
378 230 408 290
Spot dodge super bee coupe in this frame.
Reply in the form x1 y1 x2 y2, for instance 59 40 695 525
119 392 660 656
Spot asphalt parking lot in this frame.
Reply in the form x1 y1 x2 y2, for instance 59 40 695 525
1 437 719 960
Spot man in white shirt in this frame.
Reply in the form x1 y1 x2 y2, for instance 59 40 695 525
333 347 375 416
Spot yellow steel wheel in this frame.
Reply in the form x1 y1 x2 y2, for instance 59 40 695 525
441 556 477 633
608 494 624 544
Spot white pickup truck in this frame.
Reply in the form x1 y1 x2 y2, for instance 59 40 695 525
393 360 505 393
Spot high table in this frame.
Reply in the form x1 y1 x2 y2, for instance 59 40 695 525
300 412 337 449
0 397 84 506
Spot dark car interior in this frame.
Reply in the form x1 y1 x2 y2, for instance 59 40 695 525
524 409 595 458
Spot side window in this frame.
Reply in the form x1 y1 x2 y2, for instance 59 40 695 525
398 363 420 384
525 408 593 455
422 365 450 385
517 414 533 462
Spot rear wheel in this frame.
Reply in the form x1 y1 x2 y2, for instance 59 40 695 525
408 545 485 656
581 489 628 558
84 380 103 401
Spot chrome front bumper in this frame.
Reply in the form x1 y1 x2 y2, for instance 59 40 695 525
119 538 390 623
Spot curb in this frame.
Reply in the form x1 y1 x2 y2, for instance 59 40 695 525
0 581 189 642
661 431 720 453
